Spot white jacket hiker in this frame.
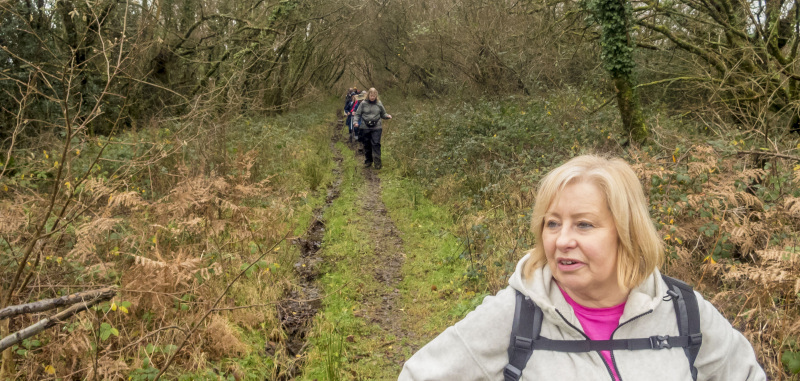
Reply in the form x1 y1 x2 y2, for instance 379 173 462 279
398 255 766 380
399 155 766 381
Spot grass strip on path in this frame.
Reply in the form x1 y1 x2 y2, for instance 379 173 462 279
302 140 385 380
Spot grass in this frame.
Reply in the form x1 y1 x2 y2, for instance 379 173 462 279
300 133 484 379
380 174 488 342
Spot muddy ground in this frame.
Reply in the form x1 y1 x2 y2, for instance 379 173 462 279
353 147 413 366
275 120 413 377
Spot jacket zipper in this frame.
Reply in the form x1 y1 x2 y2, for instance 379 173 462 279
554 309 617 381
556 308 656 381
608 309 654 381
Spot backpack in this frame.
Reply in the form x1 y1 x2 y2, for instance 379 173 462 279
505 274 702 381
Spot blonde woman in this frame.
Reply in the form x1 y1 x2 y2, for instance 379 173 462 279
399 155 766 381
353 88 392 169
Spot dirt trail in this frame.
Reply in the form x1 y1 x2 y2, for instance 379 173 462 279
351 141 414 365
276 118 414 377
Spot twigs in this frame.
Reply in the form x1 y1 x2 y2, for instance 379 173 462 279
0 5 135 375
211 303 275 312
634 76 714 89
736 150 800 162
589 96 615 115
0 74 35 181
106 325 189 357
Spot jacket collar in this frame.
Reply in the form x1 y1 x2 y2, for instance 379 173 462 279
509 254 667 330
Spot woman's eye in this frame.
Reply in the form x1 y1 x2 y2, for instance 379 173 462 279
577 222 594 229
545 220 559 228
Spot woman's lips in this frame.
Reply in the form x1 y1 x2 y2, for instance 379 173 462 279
557 258 585 271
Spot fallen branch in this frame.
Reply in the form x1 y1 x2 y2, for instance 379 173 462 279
211 303 274 312
0 291 115 352
0 287 117 321
736 150 800 161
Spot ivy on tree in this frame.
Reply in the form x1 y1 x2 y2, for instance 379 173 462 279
585 0 647 144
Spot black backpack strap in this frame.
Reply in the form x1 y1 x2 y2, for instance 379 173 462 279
504 290 542 381
529 334 696 352
662 274 702 381
505 277 702 381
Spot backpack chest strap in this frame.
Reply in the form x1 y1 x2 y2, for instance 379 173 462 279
527 333 703 352
504 282 703 381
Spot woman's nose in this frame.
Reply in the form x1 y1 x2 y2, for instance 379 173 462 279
555 228 576 251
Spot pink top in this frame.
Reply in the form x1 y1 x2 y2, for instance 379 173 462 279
559 286 626 381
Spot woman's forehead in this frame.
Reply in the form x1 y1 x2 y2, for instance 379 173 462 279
547 182 609 213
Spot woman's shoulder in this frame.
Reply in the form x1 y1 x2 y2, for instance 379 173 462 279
400 287 518 380
453 287 517 331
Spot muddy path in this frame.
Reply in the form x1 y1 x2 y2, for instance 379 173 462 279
274 122 344 380
274 118 414 378
350 139 413 365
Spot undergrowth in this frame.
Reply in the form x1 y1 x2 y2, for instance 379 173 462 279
0 101 338 379
3 88 800 379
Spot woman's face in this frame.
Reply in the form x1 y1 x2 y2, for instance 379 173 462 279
369 92 377 101
542 181 625 307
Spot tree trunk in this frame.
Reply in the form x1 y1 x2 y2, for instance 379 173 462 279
613 76 647 143
590 0 648 144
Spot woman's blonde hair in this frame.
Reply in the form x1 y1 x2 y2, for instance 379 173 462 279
367 87 379 101
523 155 663 289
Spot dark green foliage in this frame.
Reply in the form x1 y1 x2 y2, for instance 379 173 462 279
783 349 800 374
390 94 621 207
585 0 648 143
585 0 636 80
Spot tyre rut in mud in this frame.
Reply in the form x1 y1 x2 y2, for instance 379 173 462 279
273 121 343 380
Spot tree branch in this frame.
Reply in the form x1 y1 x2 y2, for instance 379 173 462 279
0 287 117 321
634 76 715 89
0 290 115 352
736 150 800 161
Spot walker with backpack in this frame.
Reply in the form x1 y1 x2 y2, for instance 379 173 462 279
504 274 702 381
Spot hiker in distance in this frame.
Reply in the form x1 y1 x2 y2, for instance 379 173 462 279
344 87 355 128
346 89 363 144
353 87 391 169
399 155 766 381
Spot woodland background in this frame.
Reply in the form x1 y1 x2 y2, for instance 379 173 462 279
1 0 800 379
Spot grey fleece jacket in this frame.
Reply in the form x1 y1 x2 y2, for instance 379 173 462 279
354 100 389 130
399 254 766 381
